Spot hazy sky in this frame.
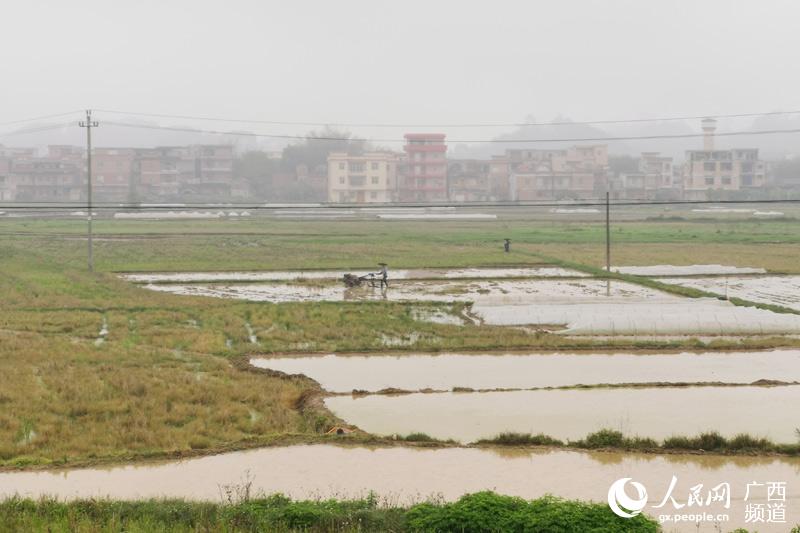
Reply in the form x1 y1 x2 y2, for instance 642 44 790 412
2 0 799 144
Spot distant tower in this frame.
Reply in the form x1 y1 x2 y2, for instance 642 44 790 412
701 118 717 152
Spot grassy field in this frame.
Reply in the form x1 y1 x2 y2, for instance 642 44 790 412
2 213 800 468
3 214 800 272
0 491 660 532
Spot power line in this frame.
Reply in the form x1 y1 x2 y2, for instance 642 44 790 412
0 122 75 138
103 120 800 144
2 199 800 210
0 111 82 127
95 108 800 129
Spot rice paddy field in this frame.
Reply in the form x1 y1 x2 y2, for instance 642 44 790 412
3 204 800 531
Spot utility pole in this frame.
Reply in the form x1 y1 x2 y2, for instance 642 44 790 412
605 191 611 272
79 110 99 272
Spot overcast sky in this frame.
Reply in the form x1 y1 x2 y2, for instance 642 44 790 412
2 0 799 145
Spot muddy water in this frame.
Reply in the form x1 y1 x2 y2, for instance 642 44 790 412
0 446 797 532
475 299 800 335
250 350 800 393
122 266 585 283
142 278 667 304
662 276 800 312
325 386 800 444
137 276 800 335
614 265 766 276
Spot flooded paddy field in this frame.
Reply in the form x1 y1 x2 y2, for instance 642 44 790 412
661 275 800 312
251 350 800 393
325 386 800 444
613 264 767 276
121 266 586 283
1 445 797 532
138 275 800 335
475 299 800 335
140 278 661 304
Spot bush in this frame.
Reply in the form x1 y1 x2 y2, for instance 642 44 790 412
405 492 659 532
477 432 564 446
0 492 662 532
577 429 626 449
400 433 437 442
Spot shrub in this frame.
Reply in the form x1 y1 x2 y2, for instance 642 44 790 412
577 429 626 449
477 432 564 446
405 492 659 532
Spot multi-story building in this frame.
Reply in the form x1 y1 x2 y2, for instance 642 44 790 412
399 133 447 202
190 145 236 198
135 145 238 200
0 146 37 200
0 144 242 202
93 148 136 201
683 119 766 200
495 145 609 201
10 146 84 202
327 151 400 203
447 159 491 202
136 146 193 199
615 152 677 200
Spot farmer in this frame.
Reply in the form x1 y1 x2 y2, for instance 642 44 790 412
376 262 388 289
504 238 511 253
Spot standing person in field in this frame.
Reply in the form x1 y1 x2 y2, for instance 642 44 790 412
504 238 511 253
377 262 388 289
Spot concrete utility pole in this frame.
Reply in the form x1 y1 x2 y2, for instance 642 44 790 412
79 110 99 272
605 191 611 272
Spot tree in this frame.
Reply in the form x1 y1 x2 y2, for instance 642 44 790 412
280 126 365 173
234 151 279 199
772 158 800 186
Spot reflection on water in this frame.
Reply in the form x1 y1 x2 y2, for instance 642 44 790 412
251 350 800 392
141 277 800 335
122 266 586 283
662 275 800 312
143 278 663 304
0 445 797 532
325 386 800 443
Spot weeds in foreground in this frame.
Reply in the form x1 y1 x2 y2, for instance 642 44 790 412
0 491 659 532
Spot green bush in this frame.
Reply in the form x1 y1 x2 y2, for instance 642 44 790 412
405 492 658 532
0 492 661 532
477 432 564 446
577 429 627 448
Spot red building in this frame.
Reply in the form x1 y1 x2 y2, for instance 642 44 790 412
93 148 136 201
399 133 447 202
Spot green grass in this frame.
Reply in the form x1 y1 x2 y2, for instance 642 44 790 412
3 215 800 272
476 432 564 446
478 429 800 456
3 215 800 467
0 491 660 532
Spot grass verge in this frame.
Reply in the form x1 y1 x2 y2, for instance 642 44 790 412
0 491 659 532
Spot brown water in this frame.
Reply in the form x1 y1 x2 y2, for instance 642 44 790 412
143 278 661 304
0 445 797 532
141 277 800 335
250 350 800 393
122 266 585 283
325 386 800 443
